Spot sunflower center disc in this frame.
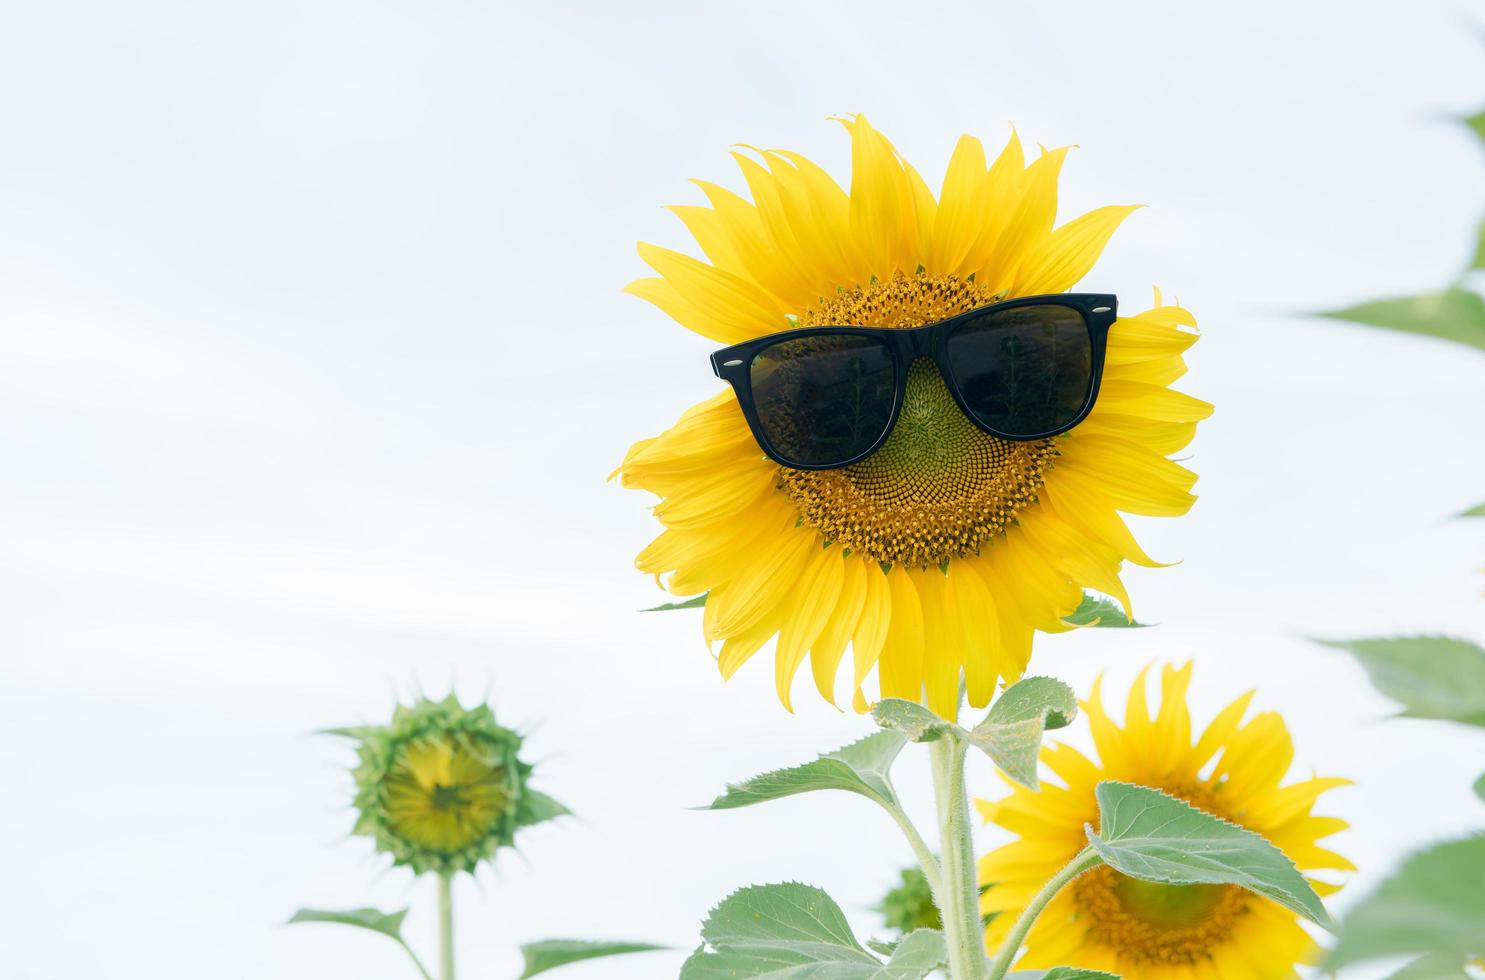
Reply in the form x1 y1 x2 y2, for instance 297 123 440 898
384 736 509 854
1071 786 1247 964
778 273 1057 568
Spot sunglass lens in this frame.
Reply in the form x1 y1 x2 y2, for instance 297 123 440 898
749 333 896 468
946 304 1094 437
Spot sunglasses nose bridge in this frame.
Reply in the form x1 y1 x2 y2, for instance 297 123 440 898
906 323 936 359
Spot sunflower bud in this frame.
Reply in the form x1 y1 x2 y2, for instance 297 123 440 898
335 695 565 876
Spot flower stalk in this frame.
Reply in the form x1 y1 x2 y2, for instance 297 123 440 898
984 846 1100 979
930 737 987 980
437 871 455 980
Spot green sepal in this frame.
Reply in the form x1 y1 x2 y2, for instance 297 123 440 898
1088 782 1332 930
1063 592 1145 628
641 593 707 612
516 939 667 978
514 789 571 830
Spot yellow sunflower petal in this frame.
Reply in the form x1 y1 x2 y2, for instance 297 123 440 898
1013 204 1142 295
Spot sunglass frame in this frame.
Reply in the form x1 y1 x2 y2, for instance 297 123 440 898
709 292 1118 471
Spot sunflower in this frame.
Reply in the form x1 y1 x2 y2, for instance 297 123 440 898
338 695 563 876
977 663 1353 978
618 115 1212 715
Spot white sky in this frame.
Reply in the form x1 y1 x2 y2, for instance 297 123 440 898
3 2 1484 978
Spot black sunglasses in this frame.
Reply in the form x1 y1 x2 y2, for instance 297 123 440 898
710 293 1117 471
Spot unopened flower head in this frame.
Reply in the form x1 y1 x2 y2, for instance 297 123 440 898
337 695 560 876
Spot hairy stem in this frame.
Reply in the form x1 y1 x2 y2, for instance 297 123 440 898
930 738 985 980
880 795 944 897
985 846 1102 979
437 872 455 980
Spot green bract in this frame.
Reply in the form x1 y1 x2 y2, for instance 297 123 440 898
333 695 565 876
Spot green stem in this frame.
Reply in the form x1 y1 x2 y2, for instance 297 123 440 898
437 872 455 980
877 793 943 896
930 738 985 980
397 941 435 980
985 846 1101 980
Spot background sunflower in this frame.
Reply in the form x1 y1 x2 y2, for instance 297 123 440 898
620 116 1212 716
978 664 1351 978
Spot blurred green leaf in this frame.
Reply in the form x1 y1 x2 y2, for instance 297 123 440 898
1088 782 1332 929
289 906 408 941
967 676 1079 789
1324 836 1485 970
288 907 432 980
1063 592 1144 628
517 939 666 978
641 593 707 612
1388 952 1472 979
1319 636 1485 726
1317 288 1485 352
1460 501 1485 517
1471 216 1485 271
1008 970 1121 980
702 731 907 810
679 883 944 978
1465 107 1485 145
878 867 943 935
1474 771 1485 804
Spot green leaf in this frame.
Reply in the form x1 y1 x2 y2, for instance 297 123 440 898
984 677 1079 731
879 930 948 974
702 731 907 810
641 593 707 612
967 677 1079 790
1087 782 1332 929
872 698 955 742
1317 289 1485 352
1324 836 1485 970
1474 771 1485 804
1388 952 1472 979
1470 216 1485 272
1062 592 1144 628
517 939 667 979
679 883 944 979
514 789 571 830
1465 107 1485 146
1319 636 1485 726
1460 501 1485 517
1006 970 1120 979
287 906 409 942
